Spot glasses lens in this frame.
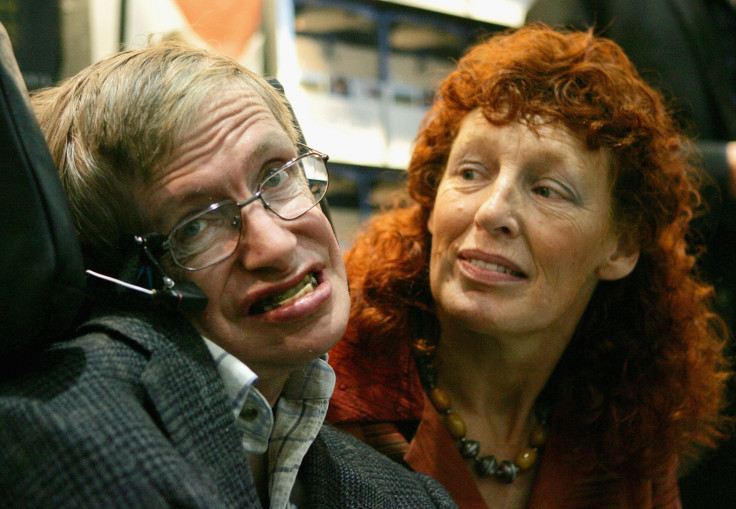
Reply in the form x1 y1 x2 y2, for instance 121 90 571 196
169 202 241 270
163 152 328 270
261 153 328 220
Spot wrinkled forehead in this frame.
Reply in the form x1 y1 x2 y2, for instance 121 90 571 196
156 85 287 176
136 88 297 230
186 84 269 140
456 109 611 162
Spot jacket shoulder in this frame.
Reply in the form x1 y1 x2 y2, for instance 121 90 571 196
301 423 457 508
0 309 251 508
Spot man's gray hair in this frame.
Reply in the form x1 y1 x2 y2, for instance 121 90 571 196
31 40 299 273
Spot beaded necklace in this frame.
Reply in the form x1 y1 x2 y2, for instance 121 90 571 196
411 337 548 484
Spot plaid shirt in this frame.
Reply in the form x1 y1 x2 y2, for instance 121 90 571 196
204 339 334 509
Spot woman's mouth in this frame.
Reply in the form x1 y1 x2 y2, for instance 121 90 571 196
468 258 526 277
249 273 319 315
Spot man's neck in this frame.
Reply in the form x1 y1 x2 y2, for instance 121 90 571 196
254 373 290 407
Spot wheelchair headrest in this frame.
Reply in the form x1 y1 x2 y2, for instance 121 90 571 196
0 23 86 368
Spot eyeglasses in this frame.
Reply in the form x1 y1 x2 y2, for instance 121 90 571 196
154 149 329 271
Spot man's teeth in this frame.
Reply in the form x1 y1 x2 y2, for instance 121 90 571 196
253 273 318 313
469 259 522 276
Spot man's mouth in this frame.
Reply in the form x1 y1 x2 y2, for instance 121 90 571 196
249 273 319 315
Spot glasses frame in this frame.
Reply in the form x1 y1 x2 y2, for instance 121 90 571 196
142 149 330 272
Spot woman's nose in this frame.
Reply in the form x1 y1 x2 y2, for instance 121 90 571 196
474 175 521 237
235 204 298 273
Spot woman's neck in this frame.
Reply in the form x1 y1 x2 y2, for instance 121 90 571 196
433 323 566 438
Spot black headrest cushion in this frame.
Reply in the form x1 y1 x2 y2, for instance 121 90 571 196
0 23 85 365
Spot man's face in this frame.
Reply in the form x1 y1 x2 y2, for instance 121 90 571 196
136 88 349 385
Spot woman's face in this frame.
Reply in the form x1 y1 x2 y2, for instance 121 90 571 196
428 110 638 341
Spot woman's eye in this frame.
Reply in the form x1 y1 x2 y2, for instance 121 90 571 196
533 184 566 200
460 168 478 181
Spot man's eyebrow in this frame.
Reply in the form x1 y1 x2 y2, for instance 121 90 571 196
157 137 297 228
249 137 297 163
249 139 278 160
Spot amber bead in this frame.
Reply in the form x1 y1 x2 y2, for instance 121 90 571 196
445 411 467 439
514 448 538 470
411 338 436 356
429 387 452 412
415 345 549 484
529 424 548 448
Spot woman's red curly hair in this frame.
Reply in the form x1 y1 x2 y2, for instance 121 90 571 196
343 24 730 476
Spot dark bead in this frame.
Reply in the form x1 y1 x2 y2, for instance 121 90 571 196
474 455 497 477
415 366 436 388
414 356 433 372
459 438 480 459
423 369 438 387
495 460 519 483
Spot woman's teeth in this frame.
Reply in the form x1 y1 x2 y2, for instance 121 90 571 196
469 259 524 277
251 273 318 314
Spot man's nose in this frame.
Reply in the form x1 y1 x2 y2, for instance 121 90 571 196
235 204 298 273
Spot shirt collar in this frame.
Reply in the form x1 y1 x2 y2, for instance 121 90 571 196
202 337 336 507
281 353 335 401
202 337 335 416
203 337 259 419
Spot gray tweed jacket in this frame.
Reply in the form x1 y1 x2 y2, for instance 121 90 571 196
0 299 456 508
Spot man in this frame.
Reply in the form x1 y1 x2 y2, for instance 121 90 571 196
0 40 456 508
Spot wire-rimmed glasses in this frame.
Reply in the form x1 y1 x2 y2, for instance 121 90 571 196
156 149 329 271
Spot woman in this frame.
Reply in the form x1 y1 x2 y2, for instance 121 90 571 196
327 25 730 508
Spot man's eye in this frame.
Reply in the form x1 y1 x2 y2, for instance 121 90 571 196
262 168 289 189
181 219 207 239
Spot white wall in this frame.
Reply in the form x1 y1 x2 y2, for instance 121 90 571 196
88 0 123 63
84 0 533 67
377 0 534 27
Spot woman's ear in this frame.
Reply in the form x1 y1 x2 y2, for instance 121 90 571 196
597 231 640 281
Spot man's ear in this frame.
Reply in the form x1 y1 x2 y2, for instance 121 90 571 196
597 231 640 281
427 209 434 235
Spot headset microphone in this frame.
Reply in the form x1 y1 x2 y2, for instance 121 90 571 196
85 270 208 312
85 234 209 312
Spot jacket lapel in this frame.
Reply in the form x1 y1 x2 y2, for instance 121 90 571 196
84 304 260 507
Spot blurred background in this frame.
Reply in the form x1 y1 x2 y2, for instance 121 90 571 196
2 2 734 507
0 0 532 249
